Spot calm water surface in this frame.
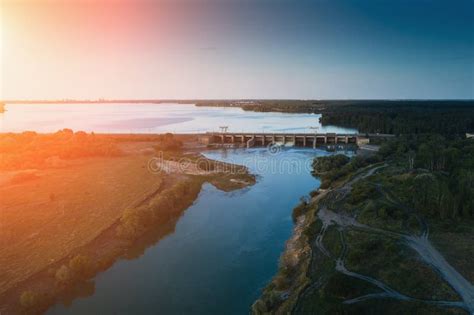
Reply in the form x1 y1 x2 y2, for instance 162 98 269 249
3 103 354 314
0 103 356 134
48 148 333 315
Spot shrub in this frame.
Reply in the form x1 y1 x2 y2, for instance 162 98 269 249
116 206 155 239
273 274 291 290
154 133 183 151
292 197 309 222
350 182 376 205
55 265 73 285
20 290 38 311
116 179 204 241
69 255 93 280
20 290 51 314
309 190 319 198
312 154 350 174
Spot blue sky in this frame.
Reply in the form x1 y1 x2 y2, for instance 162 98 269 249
1 0 473 99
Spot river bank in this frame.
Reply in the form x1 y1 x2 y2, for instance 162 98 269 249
253 151 474 314
0 132 255 315
45 147 323 315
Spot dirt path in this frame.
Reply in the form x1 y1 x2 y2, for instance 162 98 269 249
307 164 474 314
406 235 474 313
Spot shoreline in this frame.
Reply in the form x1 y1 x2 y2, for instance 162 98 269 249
252 181 333 314
1 178 187 314
1 163 255 315
253 154 474 314
0 134 255 315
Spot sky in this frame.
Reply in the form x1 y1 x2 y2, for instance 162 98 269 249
1 0 473 100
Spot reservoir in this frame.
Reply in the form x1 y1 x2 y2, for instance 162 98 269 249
1 103 354 314
0 103 356 134
48 148 333 314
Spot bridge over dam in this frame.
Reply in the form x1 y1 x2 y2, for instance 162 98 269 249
197 132 389 149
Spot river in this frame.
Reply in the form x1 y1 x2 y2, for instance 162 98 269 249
48 148 346 314
1 103 355 314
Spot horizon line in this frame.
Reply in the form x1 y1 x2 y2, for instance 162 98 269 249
2 98 474 103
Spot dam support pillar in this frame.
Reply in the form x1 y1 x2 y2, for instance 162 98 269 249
247 137 255 148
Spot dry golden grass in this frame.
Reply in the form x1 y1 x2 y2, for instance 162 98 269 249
0 152 163 295
0 133 254 314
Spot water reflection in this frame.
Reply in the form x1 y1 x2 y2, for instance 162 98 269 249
49 148 331 315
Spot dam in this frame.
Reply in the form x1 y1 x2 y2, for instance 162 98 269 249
198 132 371 148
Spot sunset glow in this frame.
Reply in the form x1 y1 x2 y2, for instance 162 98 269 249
1 0 473 100
0 2 473 315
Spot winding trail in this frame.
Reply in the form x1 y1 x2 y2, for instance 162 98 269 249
406 235 474 313
314 223 331 258
305 164 474 314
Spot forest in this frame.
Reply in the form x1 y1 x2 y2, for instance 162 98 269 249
196 100 474 135
313 133 474 220
378 134 474 219
319 101 474 135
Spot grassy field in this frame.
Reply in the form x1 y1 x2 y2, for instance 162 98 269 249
0 132 254 314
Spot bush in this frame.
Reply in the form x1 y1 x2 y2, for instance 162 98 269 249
116 179 204 241
20 290 38 311
69 255 93 280
116 206 153 240
350 182 376 205
55 265 73 285
154 133 183 151
273 274 291 290
292 197 309 222
309 190 319 198
312 155 350 174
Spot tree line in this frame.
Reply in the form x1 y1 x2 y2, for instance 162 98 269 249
319 101 474 135
378 134 474 219
313 133 474 220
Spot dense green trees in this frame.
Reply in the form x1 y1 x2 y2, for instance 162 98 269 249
378 135 473 219
312 155 350 174
312 154 375 188
198 100 474 135
319 101 474 135
311 133 473 219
